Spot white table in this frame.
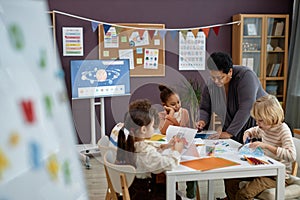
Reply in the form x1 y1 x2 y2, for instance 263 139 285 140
165 139 286 200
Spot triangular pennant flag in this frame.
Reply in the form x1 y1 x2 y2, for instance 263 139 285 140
191 29 199 38
170 30 178 40
115 26 123 34
158 30 167 39
201 27 210 38
138 29 145 39
180 30 188 40
91 21 100 32
148 30 155 40
213 26 220 36
103 24 111 35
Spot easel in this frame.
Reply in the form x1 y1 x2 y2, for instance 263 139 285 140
77 97 105 169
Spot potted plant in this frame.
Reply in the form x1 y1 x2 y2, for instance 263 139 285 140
177 78 202 128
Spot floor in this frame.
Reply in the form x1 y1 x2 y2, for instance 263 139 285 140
81 155 227 200
81 156 107 200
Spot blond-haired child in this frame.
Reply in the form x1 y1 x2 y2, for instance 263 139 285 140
225 95 296 199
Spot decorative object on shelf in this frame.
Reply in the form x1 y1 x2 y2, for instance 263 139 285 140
242 42 258 51
274 46 283 51
267 44 274 51
266 84 278 96
247 23 257 36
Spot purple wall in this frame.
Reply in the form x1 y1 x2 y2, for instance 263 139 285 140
48 0 293 143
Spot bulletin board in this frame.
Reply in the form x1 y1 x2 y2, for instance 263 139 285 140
98 23 165 77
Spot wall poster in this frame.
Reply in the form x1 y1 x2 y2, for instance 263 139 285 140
179 31 206 71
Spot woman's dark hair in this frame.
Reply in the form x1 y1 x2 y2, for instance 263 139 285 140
207 52 233 74
158 84 175 104
116 99 158 166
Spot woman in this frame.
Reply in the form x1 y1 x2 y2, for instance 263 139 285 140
197 52 267 143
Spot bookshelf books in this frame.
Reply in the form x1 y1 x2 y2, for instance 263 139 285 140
242 57 254 70
273 22 284 36
268 63 282 77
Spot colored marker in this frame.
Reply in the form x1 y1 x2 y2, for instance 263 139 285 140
268 159 274 164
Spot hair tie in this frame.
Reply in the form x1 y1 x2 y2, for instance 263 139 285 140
130 128 135 134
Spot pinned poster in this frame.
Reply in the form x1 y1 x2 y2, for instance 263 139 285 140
0 1 88 199
144 48 159 69
104 26 119 48
179 31 206 70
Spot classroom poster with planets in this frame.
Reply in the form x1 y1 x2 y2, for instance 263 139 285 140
70 59 130 99
0 1 88 199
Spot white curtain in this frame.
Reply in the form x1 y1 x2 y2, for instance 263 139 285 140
285 0 300 132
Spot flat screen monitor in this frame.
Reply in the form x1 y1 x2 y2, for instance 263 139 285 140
70 59 130 99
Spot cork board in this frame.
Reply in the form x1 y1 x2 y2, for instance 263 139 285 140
98 23 165 77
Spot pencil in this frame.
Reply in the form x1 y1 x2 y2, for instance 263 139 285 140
244 155 253 165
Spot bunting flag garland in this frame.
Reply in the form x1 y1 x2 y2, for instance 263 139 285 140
191 29 199 38
137 29 145 39
115 26 123 34
148 30 156 40
201 27 210 38
213 26 220 36
91 21 99 32
158 30 167 39
170 30 178 41
180 30 188 40
52 10 241 39
103 24 111 35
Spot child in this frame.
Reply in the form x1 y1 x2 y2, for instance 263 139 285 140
116 99 183 200
158 84 190 135
225 95 296 200
158 84 197 199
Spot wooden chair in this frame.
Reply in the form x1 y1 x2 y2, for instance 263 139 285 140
211 112 222 131
103 150 136 200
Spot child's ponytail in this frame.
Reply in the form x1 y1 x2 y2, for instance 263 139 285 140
116 127 127 164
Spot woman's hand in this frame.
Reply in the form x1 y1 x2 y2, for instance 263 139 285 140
217 131 232 139
196 120 206 131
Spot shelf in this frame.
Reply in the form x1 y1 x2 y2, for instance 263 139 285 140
266 77 285 81
267 36 285 39
232 14 289 110
267 50 285 53
243 36 262 38
242 51 261 53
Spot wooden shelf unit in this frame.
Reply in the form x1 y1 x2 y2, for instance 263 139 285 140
232 14 289 109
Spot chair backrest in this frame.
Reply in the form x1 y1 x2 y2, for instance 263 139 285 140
292 137 300 177
103 150 136 195
97 135 117 161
